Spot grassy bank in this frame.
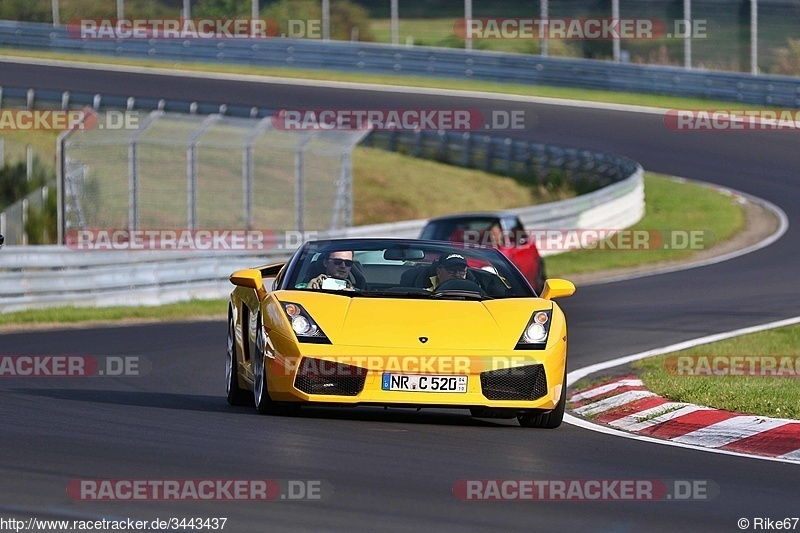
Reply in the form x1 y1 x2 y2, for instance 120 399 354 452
545 175 745 276
631 324 800 419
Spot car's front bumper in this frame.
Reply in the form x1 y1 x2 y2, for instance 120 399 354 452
263 340 567 411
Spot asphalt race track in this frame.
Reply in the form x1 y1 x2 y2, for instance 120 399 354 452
1 61 798 532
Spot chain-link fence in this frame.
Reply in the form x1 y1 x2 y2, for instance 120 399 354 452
356 0 798 75
59 112 370 242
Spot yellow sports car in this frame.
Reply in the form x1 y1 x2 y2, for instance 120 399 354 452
226 238 574 428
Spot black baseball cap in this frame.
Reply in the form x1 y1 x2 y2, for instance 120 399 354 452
439 253 468 269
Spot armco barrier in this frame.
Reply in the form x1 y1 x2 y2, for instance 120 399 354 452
0 167 642 313
1 20 800 107
0 38 646 312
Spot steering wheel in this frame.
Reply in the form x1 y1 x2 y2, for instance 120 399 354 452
433 278 485 294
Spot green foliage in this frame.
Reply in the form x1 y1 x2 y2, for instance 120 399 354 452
24 186 58 245
773 38 800 76
0 156 51 209
0 0 51 23
194 0 252 19
0 0 175 22
263 0 374 41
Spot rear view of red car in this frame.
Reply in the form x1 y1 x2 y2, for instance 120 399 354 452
420 213 546 293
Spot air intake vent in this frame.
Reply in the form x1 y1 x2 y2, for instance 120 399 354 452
480 364 548 401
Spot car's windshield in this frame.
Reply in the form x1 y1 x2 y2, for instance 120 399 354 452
283 239 534 299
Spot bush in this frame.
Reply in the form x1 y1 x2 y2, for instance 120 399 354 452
773 38 800 76
24 186 58 245
194 0 252 19
263 0 375 42
0 0 51 23
0 0 175 22
0 156 51 209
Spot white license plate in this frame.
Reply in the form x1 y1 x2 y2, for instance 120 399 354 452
381 373 467 393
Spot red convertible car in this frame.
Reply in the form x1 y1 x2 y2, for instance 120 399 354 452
420 213 546 293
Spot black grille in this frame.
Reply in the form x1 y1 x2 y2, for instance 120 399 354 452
480 364 548 401
293 358 367 396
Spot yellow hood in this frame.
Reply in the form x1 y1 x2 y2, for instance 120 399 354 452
275 291 548 350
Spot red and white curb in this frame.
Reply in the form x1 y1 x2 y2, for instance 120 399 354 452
569 376 800 462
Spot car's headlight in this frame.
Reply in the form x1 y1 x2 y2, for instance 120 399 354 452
282 302 330 344
516 309 552 350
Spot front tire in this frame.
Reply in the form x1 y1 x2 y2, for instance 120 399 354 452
252 318 297 416
518 365 566 428
226 311 251 406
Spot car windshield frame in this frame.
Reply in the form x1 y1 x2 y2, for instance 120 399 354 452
280 238 535 299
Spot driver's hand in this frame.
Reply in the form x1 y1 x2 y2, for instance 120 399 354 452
307 275 355 291
307 274 327 289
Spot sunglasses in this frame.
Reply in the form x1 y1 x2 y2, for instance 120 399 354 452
329 258 354 267
443 267 467 274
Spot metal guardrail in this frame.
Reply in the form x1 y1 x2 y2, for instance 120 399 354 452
0 166 643 313
1 20 800 107
0 48 646 312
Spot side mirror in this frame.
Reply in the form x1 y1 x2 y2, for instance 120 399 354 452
230 269 266 299
0 233 4 250
540 279 575 300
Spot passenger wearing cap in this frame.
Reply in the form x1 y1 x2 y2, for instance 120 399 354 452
427 253 468 291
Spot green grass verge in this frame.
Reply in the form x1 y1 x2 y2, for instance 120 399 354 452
545 174 745 277
0 48 774 111
353 146 573 225
0 299 228 327
631 324 800 419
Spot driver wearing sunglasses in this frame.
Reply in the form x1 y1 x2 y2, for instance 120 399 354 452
307 250 356 290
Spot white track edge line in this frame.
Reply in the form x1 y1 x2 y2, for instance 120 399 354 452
566 315 800 465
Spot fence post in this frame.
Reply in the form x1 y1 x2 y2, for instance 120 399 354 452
27 145 33 181
186 143 197 230
186 114 220 230
242 145 253 229
540 0 548 57
293 134 317 234
294 149 304 233
243 116 271 230
52 0 60 27
21 199 28 246
56 114 83 244
41 185 49 243
413 129 422 157
462 132 472 167
129 140 139 230
683 0 692 69
482 135 492 171
344 151 352 228
127 110 160 231
504 138 513 174
751 0 758 75
612 0 620 62
330 151 352 230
